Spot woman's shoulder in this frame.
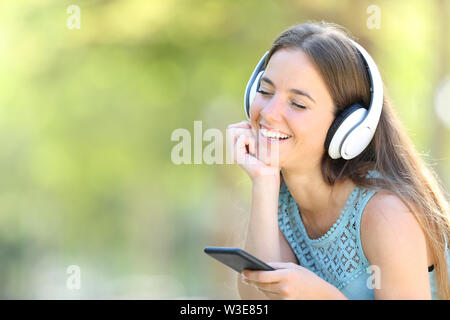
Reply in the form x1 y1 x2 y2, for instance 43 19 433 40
360 190 429 266
361 190 424 242
363 190 416 218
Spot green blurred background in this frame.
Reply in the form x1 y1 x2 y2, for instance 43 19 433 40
0 0 449 299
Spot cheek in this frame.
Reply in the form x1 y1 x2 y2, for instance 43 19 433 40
249 98 263 118
249 98 264 128
288 112 332 153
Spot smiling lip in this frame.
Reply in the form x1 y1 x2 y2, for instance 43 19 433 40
259 130 291 144
259 124 292 137
258 124 292 144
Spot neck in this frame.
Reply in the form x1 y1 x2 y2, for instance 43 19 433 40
280 165 355 227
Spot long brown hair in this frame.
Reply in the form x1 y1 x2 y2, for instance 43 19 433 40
265 21 450 299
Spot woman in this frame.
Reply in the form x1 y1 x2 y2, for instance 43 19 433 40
229 22 450 299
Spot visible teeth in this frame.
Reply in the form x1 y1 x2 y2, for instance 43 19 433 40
260 128 290 139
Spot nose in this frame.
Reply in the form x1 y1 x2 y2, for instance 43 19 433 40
260 93 284 123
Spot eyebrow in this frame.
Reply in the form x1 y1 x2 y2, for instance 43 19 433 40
260 76 316 104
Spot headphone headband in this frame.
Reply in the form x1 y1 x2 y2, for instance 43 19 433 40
347 39 383 137
244 51 268 119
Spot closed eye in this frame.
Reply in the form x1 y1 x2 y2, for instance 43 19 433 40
256 89 271 95
257 89 306 109
291 102 306 109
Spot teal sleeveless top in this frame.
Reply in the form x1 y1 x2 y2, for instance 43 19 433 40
277 171 449 299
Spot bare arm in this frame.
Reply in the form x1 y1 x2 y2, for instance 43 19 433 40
237 176 298 299
227 121 298 299
361 192 432 299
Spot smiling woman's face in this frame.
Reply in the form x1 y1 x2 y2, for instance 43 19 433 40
249 47 336 171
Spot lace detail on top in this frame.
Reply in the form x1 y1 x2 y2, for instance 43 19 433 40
278 171 380 291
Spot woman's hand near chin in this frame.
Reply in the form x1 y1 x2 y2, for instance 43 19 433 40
227 120 280 183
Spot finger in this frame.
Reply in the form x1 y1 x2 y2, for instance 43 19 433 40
261 291 282 300
242 269 284 283
227 127 253 139
247 133 256 155
249 280 282 295
232 129 254 145
249 283 284 300
242 278 280 296
226 128 254 150
226 129 252 160
227 121 251 129
250 279 297 300
227 127 251 134
267 262 294 270
235 135 258 166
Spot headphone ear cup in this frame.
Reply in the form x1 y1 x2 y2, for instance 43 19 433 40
325 104 367 159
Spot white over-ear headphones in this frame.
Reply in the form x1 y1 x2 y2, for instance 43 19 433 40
243 39 383 160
